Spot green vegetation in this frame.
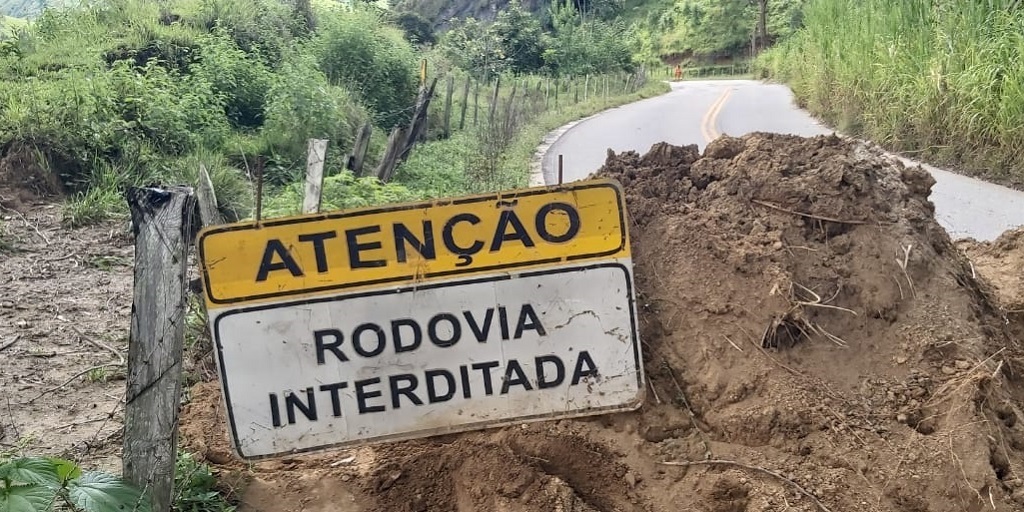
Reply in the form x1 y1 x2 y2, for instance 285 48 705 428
0 0 420 224
759 0 1024 185
173 452 235 512
0 456 150 512
0 0 665 227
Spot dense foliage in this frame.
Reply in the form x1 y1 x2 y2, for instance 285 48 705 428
0 0 421 218
759 0 1024 185
439 1 635 78
0 0 665 226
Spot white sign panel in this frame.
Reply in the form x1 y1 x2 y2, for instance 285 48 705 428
211 262 642 459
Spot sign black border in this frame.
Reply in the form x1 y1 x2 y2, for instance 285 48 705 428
213 262 643 461
198 181 628 305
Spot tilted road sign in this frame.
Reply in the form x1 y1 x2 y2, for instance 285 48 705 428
198 179 644 460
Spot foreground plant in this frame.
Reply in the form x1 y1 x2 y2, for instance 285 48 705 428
0 457 150 512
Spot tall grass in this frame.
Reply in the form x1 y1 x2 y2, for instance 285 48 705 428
759 0 1024 186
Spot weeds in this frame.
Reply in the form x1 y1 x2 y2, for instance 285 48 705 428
85 367 109 383
759 0 1024 186
173 452 236 512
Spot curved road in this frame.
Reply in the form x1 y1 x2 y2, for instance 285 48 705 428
542 80 1024 241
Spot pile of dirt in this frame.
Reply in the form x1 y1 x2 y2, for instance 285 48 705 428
959 227 1024 340
0 142 64 209
180 133 1024 511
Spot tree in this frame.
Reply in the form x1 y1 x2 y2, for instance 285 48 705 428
752 0 769 50
491 4 545 74
393 11 435 46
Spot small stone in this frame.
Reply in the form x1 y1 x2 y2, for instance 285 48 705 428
897 413 909 423
941 366 956 375
739 478 748 484
772 241 784 250
955 360 971 370
625 473 637 488
341 474 351 482
15 320 29 328
895 355 908 364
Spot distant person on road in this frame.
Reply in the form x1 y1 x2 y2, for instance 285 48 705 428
674 64 683 81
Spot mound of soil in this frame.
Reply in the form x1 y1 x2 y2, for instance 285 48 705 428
959 228 1024 340
180 133 1024 511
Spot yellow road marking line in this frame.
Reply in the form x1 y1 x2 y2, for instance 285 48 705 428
701 88 734 143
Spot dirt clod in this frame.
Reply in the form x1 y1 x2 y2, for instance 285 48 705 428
172 133 1024 511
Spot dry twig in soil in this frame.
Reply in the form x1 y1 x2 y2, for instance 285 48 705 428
751 199 867 226
659 459 833 512
0 335 20 352
70 324 125 365
23 363 124 404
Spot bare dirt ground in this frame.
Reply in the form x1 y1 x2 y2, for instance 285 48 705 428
0 185 132 472
5 133 1024 512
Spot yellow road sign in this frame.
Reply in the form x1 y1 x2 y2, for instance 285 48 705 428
198 180 629 307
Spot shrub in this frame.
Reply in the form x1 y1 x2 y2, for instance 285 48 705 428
314 8 419 129
108 60 229 154
192 31 272 128
264 170 422 217
261 54 368 183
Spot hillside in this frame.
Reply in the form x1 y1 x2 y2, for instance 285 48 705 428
0 0 68 18
392 0 546 28
397 0 805 62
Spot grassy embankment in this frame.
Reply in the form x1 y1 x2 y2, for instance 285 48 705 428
0 0 666 230
758 0 1024 187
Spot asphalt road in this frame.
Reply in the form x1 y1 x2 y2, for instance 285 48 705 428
543 80 1024 241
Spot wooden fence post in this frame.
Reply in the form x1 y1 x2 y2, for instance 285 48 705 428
554 77 559 109
487 77 501 128
376 127 408 183
302 139 328 214
473 81 480 127
400 77 438 162
349 122 372 176
458 79 470 131
442 75 455 138
123 186 196 512
196 164 224 227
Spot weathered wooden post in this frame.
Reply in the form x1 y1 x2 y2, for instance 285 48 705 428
442 75 455 138
303 139 328 214
473 81 480 126
123 186 196 512
487 77 501 128
196 165 224 226
349 122 372 176
458 79 470 131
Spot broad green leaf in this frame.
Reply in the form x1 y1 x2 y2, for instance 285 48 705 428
0 483 55 512
0 459 60 487
44 459 81 484
67 472 152 512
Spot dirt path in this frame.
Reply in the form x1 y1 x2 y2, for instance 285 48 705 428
0 189 133 471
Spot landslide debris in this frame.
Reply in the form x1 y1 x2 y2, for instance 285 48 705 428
180 133 1024 512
